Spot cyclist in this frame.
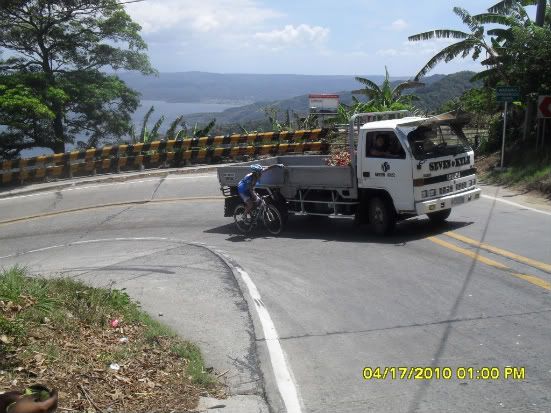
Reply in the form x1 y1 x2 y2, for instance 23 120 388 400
238 163 283 217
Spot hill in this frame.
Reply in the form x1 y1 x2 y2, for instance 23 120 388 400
180 71 479 130
412 71 481 111
118 71 396 104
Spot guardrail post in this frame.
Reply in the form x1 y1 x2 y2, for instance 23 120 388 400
68 159 73 180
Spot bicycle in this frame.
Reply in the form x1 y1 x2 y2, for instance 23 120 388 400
233 194 284 235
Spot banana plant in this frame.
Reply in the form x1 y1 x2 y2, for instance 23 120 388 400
353 66 424 104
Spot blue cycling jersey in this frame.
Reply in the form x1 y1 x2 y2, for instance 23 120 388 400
238 173 255 194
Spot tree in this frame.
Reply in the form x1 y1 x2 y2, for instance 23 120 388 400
409 1 551 142
0 0 154 157
323 67 422 124
353 67 423 106
408 7 499 81
0 72 62 158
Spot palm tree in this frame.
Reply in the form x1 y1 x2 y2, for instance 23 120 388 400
352 66 423 107
408 7 500 81
488 0 548 25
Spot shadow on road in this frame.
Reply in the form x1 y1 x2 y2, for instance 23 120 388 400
204 216 474 245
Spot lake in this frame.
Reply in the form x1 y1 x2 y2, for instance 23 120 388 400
20 100 243 158
132 100 241 131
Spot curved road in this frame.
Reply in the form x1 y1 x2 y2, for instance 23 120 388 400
1 173 550 413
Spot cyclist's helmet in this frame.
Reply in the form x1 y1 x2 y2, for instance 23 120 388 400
250 164 263 175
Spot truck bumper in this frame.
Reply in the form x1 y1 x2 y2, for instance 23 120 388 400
415 187 481 215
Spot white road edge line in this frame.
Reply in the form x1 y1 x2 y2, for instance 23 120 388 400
0 236 303 413
235 267 303 413
482 194 551 217
0 175 215 201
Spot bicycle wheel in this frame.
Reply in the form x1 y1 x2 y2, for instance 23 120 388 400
263 204 284 235
234 204 253 234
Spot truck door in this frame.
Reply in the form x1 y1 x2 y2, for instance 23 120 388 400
358 130 414 212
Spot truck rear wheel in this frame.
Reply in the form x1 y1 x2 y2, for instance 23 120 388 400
368 197 396 236
427 208 452 224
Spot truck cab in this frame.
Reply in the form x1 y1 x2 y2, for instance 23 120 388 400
355 112 480 225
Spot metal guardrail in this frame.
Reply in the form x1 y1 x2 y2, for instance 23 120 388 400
0 129 330 187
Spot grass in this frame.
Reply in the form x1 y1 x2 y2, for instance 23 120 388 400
172 342 216 386
478 146 551 195
486 163 551 186
0 266 223 412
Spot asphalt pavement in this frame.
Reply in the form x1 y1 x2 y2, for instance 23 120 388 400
0 174 550 413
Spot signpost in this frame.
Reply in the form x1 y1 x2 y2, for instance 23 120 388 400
496 86 520 169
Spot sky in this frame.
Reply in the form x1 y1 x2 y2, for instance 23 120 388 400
123 0 536 77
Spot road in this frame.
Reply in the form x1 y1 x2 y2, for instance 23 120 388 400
0 174 550 413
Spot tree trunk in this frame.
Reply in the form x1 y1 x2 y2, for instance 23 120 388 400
536 0 546 26
52 108 66 153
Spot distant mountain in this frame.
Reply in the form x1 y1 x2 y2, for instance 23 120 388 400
180 71 479 130
411 71 480 111
118 71 400 104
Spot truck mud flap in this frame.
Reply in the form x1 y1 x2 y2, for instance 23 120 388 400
224 196 242 217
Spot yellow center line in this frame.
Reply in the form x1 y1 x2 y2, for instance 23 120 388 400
0 196 224 227
444 231 551 274
427 236 550 291
428 236 509 270
513 274 551 291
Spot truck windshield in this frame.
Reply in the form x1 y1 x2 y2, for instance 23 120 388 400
407 124 471 160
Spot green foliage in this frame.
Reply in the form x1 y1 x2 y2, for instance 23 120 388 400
409 7 501 81
0 73 66 158
492 25 551 96
132 106 217 143
263 106 287 132
172 342 215 386
149 115 166 142
484 146 551 192
192 119 216 138
137 106 155 143
0 0 154 157
166 115 185 139
410 0 551 147
261 106 318 132
326 69 417 124
0 266 216 389
439 88 498 117
353 67 423 106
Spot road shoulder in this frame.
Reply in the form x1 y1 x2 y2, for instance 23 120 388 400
0 238 269 413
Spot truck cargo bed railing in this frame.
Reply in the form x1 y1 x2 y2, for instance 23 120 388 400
288 189 359 217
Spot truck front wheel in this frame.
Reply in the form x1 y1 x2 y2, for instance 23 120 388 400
368 197 396 236
427 208 452 224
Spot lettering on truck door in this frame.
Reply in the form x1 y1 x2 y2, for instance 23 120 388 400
359 130 414 211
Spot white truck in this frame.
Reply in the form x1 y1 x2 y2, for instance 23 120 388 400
218 111 481 235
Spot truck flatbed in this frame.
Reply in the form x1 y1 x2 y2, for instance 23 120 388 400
218 155 356 199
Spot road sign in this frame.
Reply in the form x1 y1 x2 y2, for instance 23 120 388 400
496 86 520 102
538 95 551 118
496 85 520 168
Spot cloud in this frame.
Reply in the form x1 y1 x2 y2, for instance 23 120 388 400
390 19 408 31
125 0 282 34
376 49 398 56
254 24 330 49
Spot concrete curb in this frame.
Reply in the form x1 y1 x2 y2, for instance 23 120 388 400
193 243 271 413
0 164 224 199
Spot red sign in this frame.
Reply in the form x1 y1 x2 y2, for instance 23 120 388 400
308 94 339 99
538 96 551 118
